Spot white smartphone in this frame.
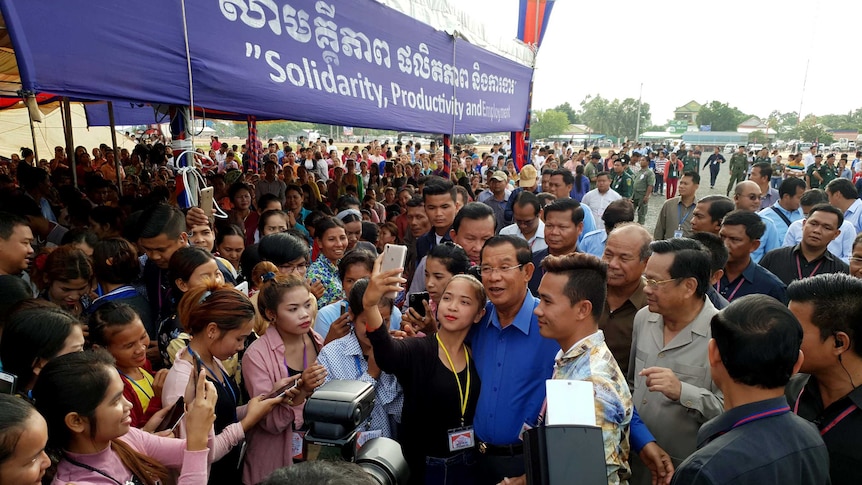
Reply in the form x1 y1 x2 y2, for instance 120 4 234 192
199 186 214 225
380 244 407 299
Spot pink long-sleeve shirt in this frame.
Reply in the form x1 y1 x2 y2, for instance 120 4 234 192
163 347 246 462
53 427 209 485
240 326 323 485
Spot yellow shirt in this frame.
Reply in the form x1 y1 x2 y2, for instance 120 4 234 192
131 369 155 412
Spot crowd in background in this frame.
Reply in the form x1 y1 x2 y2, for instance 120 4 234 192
0 133 860 485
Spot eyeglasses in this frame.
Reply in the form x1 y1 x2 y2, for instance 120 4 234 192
478 264 524 276
278 262 308 274
643 277 679 288
742 194 762 201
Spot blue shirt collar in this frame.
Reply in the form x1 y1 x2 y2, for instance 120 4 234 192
486 289 537 335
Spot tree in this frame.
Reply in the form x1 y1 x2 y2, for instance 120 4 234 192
552 102 580 124
748 130 768 143
531 110 570 140
783 117 834 144
697 101 747 132
579 94 651 140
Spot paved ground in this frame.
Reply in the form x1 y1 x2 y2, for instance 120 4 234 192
640 152 733 236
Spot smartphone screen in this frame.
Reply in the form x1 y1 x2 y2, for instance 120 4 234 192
266 379 298 400
155 396 185 433
0 372 16 395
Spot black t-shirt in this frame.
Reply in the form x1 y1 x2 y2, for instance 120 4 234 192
368 326 480 484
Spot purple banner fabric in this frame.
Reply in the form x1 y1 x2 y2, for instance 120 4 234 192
84 103 166 128
2 0 532 134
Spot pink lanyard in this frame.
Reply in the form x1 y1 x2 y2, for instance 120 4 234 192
715 277 745 302
796 254 824 280
793 387 858 436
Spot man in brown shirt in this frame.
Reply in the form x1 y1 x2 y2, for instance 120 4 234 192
599 223 652 375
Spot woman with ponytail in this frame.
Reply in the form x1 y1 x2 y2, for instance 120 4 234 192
33 350 218 485
162 283 289 485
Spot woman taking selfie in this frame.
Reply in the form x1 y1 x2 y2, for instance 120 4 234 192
364 258 486 484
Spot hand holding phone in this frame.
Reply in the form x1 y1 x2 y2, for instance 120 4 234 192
408 292 430 318
265 376 301 400
380 244 407 299
154 397 186 433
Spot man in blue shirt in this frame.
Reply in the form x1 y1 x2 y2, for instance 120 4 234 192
758 177 806 244
732 181 780 262
471 235 558 484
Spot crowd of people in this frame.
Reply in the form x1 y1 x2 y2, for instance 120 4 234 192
0 134 860 485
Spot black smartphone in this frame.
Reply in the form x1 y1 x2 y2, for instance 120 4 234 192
154 397 185 433
409 292 430 318
265 379 299 400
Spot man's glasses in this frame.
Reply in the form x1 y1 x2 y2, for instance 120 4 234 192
643 277 679 289
478 264 524 276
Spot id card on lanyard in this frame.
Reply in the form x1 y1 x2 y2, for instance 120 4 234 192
438 334 475 452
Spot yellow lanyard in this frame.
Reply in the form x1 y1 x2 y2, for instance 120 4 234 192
437 334 470 426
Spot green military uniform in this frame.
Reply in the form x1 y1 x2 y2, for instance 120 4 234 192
584 161 598 190
726 152 748 195
819 164 837 187
611 171 634 198
806 164 824 189
632 168 656 225
682 154 699 174
754 156 772 165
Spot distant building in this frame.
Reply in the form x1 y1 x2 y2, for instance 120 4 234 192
736 116 770 134
674 100 703 124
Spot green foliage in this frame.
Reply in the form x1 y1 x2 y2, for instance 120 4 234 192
782 117 835 144
747 130 769 143
579 94 651 140
531 110 570 140
697 101 747 132
552 102 580 124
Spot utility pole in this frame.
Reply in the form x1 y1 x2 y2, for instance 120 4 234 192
634 82 643 143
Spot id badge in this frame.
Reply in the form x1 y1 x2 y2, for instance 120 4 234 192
673 229 683 238
356 429 382 450
447 426 475 452
292 430 306 460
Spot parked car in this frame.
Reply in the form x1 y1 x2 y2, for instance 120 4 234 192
724 143 739 153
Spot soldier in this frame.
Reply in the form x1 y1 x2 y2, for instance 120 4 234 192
726 145 748 196
611 159 634 199
820 153 838 187
806 154 824 189
632 155 656 225
682 150 699 174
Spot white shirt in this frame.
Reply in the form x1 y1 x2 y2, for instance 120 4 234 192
580 188 622 224
783 219 854 264
803 153 816 169
499 219 547 253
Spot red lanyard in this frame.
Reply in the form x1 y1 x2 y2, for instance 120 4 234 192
716 276 745 302
793 387 858 436
796 254 824 280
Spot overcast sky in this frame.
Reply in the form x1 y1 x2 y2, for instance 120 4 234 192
459 0 862 124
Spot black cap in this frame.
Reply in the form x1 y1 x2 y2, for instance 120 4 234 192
815 153 823 158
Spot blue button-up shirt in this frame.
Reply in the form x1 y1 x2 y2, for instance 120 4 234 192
758 203 803 244
580 229 607 257
470 290 558 445
751 215 781 263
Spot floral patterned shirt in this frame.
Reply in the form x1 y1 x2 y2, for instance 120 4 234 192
553 330 632 485
307 253 343 308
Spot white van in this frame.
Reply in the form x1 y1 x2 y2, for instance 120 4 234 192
723 143 739 153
